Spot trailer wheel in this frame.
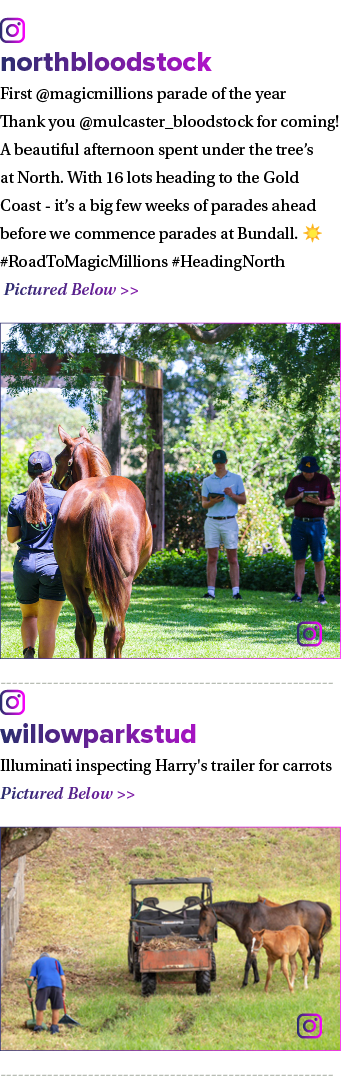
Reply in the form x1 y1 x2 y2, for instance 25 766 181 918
195 970 211 995
141 972 156 997
133 950 141 982
210 950 217 981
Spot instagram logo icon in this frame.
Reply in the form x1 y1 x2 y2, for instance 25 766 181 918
297 1014 322 1039
0 690 25 715
297 621 323 647
0 17 25 43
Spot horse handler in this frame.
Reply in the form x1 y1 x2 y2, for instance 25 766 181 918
201 450 246 600
28 953 66 1034
285 455 335 604
7 451 66 658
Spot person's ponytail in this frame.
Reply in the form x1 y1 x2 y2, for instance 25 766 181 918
25 470 50 525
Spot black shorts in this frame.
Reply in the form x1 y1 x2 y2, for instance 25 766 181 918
35 986 64 1011
13 550 66 604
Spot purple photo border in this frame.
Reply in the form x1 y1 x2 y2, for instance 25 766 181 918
0 318 338 659
0 824 339 1054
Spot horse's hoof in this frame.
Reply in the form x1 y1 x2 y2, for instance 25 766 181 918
253 977 260 984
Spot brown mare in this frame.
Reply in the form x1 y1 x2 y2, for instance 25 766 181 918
250 925 310 993
52 425 153 657
257 894 325 966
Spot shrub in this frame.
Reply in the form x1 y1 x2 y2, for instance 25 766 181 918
130 471 289 554
135 548 340 594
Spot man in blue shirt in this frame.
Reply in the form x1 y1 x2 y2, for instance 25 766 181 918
28 954 66 1034
201 450 246 600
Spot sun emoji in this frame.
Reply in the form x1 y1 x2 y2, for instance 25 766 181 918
304 224 321 242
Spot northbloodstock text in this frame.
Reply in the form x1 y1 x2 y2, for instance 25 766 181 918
0 84 337 280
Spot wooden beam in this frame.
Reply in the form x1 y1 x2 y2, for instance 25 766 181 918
1 352 162 390
145 386 164 552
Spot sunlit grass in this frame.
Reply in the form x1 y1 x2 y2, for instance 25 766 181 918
1 584 339 658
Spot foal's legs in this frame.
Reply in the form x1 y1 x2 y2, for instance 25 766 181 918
264 955 275 993
280 953 293 992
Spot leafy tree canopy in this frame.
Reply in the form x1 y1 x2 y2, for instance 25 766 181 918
2 324 339 439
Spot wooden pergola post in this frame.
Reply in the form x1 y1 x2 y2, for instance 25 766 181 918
100 355 123 477
145 386 165 552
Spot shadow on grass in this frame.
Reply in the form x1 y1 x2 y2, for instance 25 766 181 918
1 583 339 656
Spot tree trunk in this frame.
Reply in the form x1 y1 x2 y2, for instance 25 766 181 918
145 387 164 552
1 827 56 869
101 357 123 475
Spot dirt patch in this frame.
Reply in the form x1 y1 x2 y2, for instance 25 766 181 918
171 1010 196 1034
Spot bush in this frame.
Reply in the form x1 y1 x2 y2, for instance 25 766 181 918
130 470 205 550
130 471 289 554
135 548 340 594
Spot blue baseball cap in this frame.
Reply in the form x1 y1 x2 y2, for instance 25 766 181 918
212 449 227 464
28 450 53 476
298 456 320 472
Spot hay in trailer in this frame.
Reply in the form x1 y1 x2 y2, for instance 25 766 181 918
141 936 199 952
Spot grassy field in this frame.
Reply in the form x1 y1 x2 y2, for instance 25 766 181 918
1 827 339 1051
1 583 339 658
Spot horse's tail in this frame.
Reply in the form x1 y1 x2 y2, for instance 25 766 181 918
316 902 332 936
83 490 124 624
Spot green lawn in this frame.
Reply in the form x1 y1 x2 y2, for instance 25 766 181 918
1 827 339 1051
1 582 339 657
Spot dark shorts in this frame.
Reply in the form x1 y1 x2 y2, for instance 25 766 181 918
13 550 66 604
35 986 64 1011
291 518 327 562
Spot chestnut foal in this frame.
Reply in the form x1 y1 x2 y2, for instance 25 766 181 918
250 925 310 993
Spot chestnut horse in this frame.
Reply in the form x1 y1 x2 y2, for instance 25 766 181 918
250 925 310 993
52 425 153 658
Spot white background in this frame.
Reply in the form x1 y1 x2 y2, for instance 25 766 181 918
0 0 340 319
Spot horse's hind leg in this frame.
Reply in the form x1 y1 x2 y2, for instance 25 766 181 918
289 954 297 987
299 950 309 990
65 580 97 659
311 940 321 979
104 620 124 659
281 953 293 992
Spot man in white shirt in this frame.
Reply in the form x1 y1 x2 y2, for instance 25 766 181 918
201 449 246 600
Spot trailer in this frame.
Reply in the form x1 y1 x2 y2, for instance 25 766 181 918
127 877 217 997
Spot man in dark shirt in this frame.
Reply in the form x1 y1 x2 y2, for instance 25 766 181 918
285 455 335 603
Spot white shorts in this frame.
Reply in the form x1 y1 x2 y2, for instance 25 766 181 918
204 516 239 550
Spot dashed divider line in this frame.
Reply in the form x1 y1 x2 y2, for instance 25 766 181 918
0 682 333 687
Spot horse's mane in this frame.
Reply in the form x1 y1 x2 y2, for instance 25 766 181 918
83 439 111 477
